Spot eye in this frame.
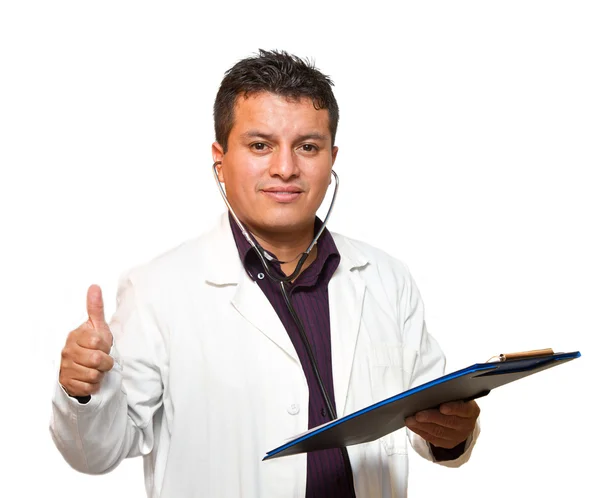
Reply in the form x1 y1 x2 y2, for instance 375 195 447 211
250 142 268 151
300 144 318 152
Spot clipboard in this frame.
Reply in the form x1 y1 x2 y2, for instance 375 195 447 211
263 349 580 460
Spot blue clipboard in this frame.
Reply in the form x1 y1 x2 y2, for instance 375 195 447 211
263 350 580 460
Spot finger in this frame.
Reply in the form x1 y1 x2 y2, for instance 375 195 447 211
406 426 458 449
440 400 480 418
76 329 112 354
407 417 473 447
86 284 106 329
413 408 440 422
60 360 106 385
406 419 456 441
414 409 466 430
67 345 114 371
62 378 103 397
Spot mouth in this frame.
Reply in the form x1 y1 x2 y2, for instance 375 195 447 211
261 188 303 203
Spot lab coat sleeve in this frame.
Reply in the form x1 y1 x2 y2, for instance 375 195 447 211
49 273 166 474
400 271 480 468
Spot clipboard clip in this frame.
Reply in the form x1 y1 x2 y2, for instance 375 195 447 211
486 348 554 363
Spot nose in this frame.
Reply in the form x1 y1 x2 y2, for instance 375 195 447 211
268 147 300 181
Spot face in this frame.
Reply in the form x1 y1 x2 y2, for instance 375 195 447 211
212 92 338 238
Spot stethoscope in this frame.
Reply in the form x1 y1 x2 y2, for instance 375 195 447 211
212 161 340 283
212 160 356 492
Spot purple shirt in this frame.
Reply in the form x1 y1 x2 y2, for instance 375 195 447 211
229 215 356 498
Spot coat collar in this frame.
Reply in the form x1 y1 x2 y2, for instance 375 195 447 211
203 213 247 286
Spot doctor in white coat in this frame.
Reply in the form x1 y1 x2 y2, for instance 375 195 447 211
50 49 480 498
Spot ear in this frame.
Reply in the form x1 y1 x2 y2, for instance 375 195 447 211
328 146 339 185
212 141 225 183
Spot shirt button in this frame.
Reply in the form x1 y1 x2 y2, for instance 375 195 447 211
287 403 300 415
257 273 265 280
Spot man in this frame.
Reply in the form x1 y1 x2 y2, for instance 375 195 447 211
51 49 480 498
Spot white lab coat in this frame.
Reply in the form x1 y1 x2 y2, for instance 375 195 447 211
50 213 479 498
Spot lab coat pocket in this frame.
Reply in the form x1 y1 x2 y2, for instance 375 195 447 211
369 343 418 455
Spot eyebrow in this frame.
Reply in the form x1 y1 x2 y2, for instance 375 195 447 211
240 130 328 142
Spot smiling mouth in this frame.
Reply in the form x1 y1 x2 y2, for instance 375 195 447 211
261 190 303 203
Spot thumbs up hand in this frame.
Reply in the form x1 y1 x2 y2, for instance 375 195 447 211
59 285 115 398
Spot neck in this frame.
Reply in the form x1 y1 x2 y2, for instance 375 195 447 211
249 221 318 278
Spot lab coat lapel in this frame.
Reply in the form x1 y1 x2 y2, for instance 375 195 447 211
205 215 373 385
231 272 300 364
329 236 368 417
204 213 300 364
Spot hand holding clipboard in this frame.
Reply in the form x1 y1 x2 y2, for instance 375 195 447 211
264 349 580 460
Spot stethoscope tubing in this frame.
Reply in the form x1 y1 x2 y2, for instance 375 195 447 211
212 161 339 283
212 160 355 493
211 159 340 416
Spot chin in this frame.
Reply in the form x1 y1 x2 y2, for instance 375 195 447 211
257 212 314 234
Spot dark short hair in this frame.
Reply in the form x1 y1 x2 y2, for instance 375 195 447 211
213 49 339 153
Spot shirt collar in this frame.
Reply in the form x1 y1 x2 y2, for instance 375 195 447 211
228 213 340 286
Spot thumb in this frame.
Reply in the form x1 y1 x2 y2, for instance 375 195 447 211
86 284 106 329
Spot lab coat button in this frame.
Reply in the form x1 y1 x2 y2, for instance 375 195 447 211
287 403 300 415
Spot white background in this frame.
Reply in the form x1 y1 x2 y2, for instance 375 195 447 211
1 1 598 496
